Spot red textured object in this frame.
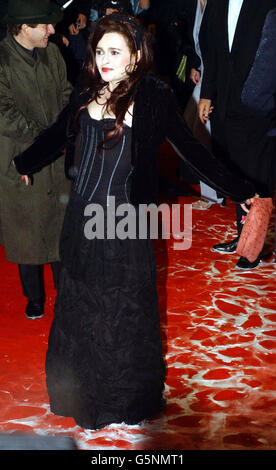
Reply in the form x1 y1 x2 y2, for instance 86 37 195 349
0 143 275 451
236 197 273 262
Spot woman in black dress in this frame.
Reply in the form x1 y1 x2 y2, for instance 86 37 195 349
14 13 256 430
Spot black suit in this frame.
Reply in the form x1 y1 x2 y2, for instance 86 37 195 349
201 0 276 236
242 8 276 260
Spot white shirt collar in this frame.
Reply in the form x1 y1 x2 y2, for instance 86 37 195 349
228 0 244 50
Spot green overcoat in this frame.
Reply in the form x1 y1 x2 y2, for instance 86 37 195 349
0 33 72 264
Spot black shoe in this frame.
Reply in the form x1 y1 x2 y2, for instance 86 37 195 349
235 255 262 271
212 237 239 254
25 300 44 319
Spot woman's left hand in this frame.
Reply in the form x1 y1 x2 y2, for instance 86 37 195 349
240 193 259 213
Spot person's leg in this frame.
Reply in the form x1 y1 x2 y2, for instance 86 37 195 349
200 182 223 204
18 264 45 318
209 116 240 251
18 264 45 302
211 203 247 255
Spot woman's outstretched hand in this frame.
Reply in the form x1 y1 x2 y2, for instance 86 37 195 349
240 194 259 213
21 175 29 186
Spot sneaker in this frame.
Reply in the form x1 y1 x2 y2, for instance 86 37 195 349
211 237 239 254
192 198 213 210
235 255 262 271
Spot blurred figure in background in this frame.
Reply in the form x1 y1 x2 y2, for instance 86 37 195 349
183 0 223 210
0 0 72 318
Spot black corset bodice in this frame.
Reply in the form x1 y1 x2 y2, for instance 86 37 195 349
73 108 133 206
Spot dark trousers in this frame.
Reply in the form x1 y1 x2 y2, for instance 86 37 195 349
18 262 61 303
210 114 254 237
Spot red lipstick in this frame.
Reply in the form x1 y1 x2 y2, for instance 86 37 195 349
102 67 113 72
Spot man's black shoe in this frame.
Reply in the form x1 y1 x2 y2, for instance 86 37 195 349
25 300 44 319
211 237 239 254
235 255 262 271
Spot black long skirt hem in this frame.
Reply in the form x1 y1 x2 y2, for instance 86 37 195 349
45 230 166 431
48 397 167 431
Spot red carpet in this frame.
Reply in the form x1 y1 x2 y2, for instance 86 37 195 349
0 149 275 451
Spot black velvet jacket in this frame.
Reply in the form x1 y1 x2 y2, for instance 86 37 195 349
14 73 255 204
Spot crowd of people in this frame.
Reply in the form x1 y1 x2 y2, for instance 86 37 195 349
0 0 275 430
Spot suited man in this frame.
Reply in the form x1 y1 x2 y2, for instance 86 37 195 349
198 0 276 270
182 0 223 209
242 8 276 121
242 7 276 261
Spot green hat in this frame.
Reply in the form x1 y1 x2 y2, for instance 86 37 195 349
1 0 63 24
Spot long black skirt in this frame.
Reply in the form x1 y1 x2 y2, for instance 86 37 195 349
45 194 166 430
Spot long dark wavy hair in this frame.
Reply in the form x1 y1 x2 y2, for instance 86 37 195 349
76 14 154 148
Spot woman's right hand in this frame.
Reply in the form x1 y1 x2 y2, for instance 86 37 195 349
21 175 29 186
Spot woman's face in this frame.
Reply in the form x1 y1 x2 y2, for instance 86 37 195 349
95 32 135 89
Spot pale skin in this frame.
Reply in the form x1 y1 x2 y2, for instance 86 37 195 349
14 23 55 50
190 68 201 84
88 32 140 127
198 97 213 123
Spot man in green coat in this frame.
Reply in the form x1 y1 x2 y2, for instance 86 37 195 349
0 0 73 319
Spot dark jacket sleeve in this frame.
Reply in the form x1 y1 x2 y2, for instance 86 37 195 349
200 0 218 100
13 80 91 176
164 88 256 203
242 9 276 116
13 102 71 175
181 0 201 70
